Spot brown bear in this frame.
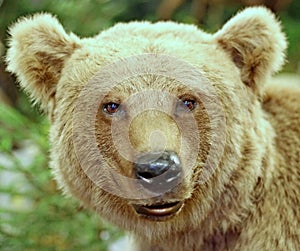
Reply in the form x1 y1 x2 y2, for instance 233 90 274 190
6 6 300 251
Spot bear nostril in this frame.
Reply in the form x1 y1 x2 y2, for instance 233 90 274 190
137 172 155 181
134 151 182 192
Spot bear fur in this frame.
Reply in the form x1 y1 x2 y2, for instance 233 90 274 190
6 6 300 251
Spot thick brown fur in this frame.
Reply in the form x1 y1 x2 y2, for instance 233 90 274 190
6 7 300 251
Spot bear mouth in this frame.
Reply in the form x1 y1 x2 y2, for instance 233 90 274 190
132 201 184 220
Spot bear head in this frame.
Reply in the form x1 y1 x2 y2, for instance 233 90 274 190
6 7 286 241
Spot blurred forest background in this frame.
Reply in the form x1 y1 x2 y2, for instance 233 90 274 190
0 0 299 250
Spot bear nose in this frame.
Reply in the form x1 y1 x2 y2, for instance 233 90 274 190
134 151 182 193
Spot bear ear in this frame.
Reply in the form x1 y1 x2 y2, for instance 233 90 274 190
214 7 287 96
6 13 81 114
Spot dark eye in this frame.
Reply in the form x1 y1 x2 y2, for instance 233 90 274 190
103 102 120 115
182 99 197 111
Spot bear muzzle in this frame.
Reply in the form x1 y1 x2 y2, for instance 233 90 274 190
132 151 184 220
134 151 183 193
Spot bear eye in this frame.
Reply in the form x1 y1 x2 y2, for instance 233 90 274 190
175 99 197 115
103 102 120 115
182 100 197 111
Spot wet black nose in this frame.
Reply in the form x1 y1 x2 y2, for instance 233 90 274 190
134 151 182 193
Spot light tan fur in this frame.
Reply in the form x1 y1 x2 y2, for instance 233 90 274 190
6 7 300 251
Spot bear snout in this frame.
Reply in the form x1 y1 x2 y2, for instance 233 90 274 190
134 151 183 194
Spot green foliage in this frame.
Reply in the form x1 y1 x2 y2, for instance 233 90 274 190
0 0 158 39
281 14 300 72
0 103 123 250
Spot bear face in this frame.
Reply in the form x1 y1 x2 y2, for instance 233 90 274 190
7 6 299 251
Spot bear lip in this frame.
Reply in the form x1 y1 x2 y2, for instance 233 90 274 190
132 201 183 219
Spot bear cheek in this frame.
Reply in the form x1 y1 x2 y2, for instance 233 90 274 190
94 115 134 179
